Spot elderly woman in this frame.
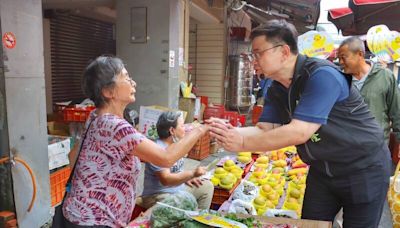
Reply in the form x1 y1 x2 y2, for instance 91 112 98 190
139 111 214 210
62 56 208 228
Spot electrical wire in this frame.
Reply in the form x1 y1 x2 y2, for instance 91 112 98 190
0 156 37 212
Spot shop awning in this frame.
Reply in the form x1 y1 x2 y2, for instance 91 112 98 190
245 0 322 34
328 0 400 35
328 7 356 36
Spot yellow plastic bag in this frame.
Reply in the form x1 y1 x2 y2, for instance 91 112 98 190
388 161 400 227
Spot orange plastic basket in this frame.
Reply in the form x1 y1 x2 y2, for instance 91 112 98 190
50 166 71 207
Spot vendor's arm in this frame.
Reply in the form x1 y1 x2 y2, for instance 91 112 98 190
134 125 209 167
211 66 349 152
156 166 206 186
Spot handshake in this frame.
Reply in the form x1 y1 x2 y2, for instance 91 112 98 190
201 117 245 152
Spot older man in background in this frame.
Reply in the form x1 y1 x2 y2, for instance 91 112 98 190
338 37 400 149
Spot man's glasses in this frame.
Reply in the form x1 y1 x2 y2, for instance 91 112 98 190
249 44 283 60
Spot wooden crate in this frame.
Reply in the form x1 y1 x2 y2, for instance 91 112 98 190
211 179 240 205
187 134 210 160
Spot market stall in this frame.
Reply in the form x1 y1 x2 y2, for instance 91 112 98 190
128 147 332 228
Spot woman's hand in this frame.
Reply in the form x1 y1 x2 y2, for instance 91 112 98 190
186 166 207 187
208 120 244 152
186 177 203 188
197 124 211 135
193 166 206 177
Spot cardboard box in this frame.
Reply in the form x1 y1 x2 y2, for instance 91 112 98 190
179 97 196 123
138 106 186 140
48 135 71 170
234 214 332 228
47 121 69 136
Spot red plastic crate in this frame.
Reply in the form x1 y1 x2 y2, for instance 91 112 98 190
50 166 71 207
238 114 246 127
242 160 255 177
188 134 210 160
63 106 95 122
223 111 239 126
199 96 209 107
204 105 225 120
252 105 263 124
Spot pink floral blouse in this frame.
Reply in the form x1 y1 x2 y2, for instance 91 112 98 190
63 112 144 227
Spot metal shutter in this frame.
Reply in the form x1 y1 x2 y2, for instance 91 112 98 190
48 11 115 104
194 23 225 104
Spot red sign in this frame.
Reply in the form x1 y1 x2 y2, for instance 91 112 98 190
2 32 16 49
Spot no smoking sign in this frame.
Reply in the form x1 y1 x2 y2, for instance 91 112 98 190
2 32 16 49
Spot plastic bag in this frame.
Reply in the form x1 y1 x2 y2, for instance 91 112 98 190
150 191 198 228
228 199 257 215
232 180 259 202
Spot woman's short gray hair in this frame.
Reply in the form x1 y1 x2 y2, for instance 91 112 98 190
156 111 182 139
82 56 125 107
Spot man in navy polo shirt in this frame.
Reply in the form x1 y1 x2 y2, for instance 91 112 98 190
209 20 390 228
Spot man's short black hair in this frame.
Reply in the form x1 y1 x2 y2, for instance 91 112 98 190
250 20 299 55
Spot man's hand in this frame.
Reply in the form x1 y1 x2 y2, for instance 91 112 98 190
209 121 244 152
186 178 203 188
197 124 211 135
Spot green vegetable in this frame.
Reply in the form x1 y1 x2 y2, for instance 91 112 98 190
224 213 262 228
151 192 198 228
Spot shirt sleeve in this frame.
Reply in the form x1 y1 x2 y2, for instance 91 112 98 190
105 120 145 160
293 66 349 124
147 162 164 172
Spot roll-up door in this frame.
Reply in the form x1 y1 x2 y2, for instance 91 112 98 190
48 11 115 105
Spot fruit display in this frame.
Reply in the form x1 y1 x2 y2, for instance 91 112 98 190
248 167 269 186
231 167 244 179
243 146 308 216
223 159 237 171
256 156 269 164
214 167 228 179
211 176 220 186
252 196 268 215
219 174 237 190
282 180 306 216
237 152 252 165
237 155 252 164
238 152 252 157
211 158 244 190
292 159 307 169
287 167 308 177
272 160 287 168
